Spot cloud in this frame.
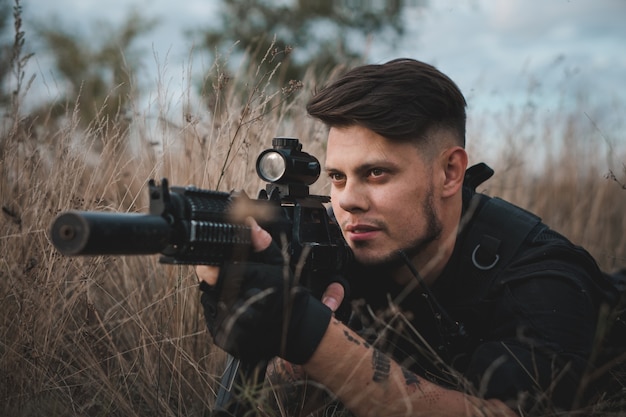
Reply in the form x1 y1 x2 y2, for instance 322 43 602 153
21 0 626 120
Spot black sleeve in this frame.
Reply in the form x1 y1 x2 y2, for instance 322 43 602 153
464 274 597 414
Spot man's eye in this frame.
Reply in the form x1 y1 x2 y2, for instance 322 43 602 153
369 168 385 177
329 173 345 181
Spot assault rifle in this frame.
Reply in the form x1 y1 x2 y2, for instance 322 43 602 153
50 137 351 417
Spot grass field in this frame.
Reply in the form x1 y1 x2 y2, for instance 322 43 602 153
1 25 625 417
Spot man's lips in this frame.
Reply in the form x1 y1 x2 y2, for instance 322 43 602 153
344 224 381 241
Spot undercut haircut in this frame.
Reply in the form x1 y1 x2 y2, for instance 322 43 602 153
306 58 467 148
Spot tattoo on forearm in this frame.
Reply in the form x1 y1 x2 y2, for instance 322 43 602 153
343 330 361 346
372 349 391 383
401 366 420 387
342 329 370 349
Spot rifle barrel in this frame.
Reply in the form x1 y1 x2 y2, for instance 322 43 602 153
50 211 171 256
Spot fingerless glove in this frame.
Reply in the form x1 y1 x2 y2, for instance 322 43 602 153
200 244 332 364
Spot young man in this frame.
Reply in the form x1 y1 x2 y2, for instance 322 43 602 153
197 59 608 416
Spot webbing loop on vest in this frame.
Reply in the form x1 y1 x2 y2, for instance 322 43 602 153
459 194 543 298
471 234 501 270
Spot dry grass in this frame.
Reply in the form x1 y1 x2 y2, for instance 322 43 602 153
468 103 626 273
0 32 325 415
1 16 625 417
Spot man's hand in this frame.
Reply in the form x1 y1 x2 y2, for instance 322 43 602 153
197 218 336 365
197 219 347 310
196 217 273 285
265 276 346 417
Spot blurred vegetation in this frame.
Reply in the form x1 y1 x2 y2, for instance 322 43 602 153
36 12 156 122
0 0 625 416
32 11 157 152
0 0 13 108
197 0 420 82
194 0 425 115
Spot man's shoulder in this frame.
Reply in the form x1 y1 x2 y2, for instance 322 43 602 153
453 191 604 300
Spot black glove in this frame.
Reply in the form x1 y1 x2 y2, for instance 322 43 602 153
200 242 332 364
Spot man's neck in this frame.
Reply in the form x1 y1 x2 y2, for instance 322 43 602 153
393 201 462 287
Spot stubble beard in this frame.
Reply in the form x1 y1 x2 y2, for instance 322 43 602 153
354 187 443 267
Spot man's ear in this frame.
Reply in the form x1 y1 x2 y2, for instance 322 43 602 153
441 146 468 198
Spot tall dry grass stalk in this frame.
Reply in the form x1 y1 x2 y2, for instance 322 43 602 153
1 18 625 417
0 31 326 415
468 102 626 273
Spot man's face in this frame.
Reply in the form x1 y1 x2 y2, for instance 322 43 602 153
325 125 443 265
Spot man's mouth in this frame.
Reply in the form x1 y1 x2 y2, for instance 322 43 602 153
344 224 381 241
345 223 378 232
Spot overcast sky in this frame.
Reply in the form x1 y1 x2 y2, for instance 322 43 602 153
20 0 626 151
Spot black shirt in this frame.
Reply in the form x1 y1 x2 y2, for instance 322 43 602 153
346 190 607 414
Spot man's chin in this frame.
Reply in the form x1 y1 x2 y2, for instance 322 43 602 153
353 250 405 268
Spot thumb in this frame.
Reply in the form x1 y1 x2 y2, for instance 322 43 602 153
321 282 345 313
196 265 219 286
246 217 272 252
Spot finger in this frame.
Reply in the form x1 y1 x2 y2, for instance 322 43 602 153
245 217 272 252
196 265 220 286
321 282 345 312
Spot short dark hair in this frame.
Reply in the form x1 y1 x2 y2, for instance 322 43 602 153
306 58 467 147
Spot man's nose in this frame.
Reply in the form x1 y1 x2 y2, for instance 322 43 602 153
337 180 369 213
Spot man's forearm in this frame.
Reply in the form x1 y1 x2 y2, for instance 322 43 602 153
303 319 518 417
266 358 336 417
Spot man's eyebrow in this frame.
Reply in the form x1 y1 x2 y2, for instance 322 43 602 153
324 165 342 172
325 160 395 174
